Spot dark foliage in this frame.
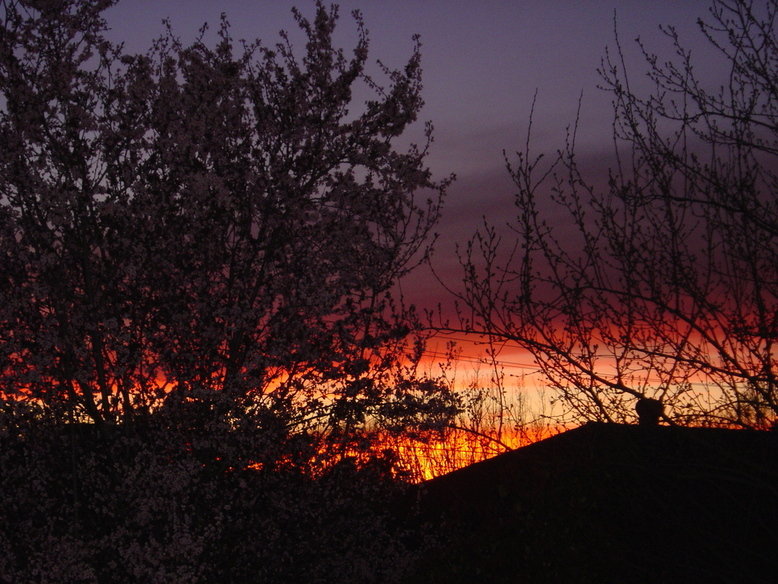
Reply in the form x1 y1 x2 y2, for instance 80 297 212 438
0 414 433 583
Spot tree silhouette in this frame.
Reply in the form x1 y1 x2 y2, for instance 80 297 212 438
0 3 457 580
0 0 456 443
451 0 777 427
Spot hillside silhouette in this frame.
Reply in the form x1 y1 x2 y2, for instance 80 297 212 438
414 423 778 583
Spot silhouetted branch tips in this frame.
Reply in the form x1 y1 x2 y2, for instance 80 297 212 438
447 0 777 429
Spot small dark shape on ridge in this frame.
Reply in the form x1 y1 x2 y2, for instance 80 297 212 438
636 397 663 426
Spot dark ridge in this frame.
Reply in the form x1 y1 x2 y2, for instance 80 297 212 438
412 423 778 583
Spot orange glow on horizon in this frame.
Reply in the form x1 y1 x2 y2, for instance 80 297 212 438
379 423 564 482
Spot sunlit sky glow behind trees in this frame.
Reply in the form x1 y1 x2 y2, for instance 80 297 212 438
104 0 723 375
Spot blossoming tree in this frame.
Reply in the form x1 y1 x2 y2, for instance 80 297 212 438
0 0 456 448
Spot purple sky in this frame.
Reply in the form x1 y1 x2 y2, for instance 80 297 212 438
104 0 719 309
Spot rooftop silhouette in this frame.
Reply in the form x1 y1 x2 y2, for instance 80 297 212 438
414 422 778 583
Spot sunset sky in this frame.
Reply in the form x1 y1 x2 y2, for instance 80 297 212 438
103 0 722 374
